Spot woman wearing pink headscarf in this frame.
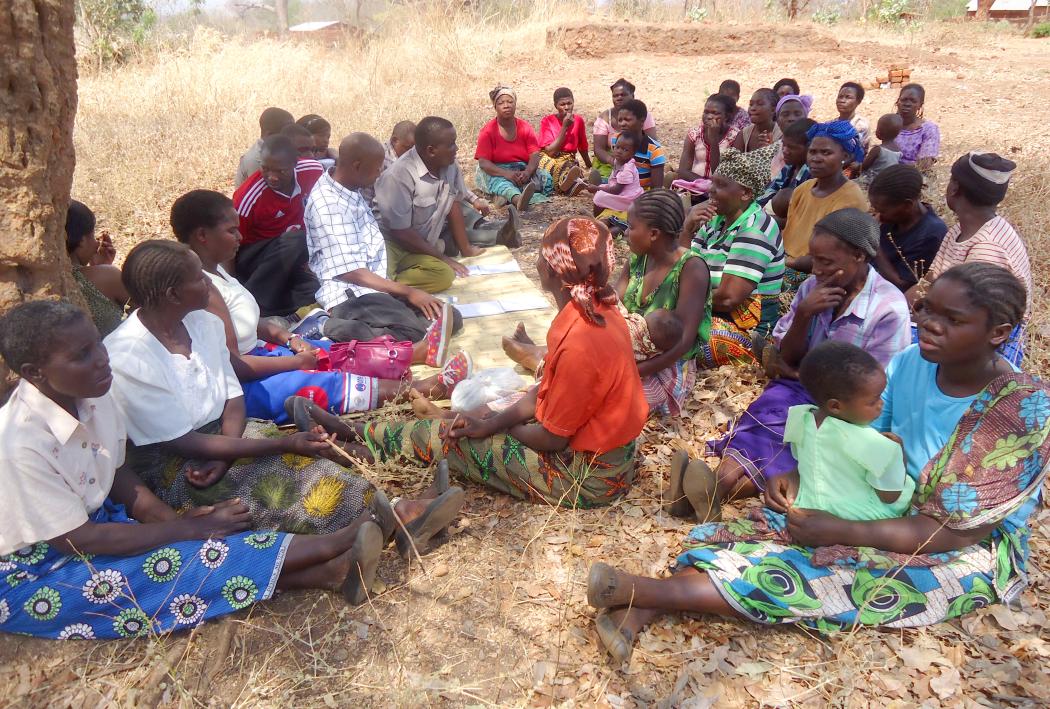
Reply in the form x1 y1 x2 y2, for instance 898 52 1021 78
359 218 649 508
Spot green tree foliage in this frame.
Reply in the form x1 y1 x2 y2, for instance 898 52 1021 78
76 0 156 65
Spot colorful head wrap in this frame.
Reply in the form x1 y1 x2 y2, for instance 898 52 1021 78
775 94 813 117
714 148 771 198
806 120 865 165
489 85 516 104
539 218 617 326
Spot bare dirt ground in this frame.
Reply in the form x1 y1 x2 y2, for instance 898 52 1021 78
2 19 1050 708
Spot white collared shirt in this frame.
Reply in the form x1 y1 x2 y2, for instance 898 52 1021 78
105 310 243 446
0 380 126 556
304 171 388 309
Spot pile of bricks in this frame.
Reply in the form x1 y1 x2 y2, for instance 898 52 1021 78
866 64 912 90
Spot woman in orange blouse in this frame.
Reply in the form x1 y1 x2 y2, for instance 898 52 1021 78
306 218 649 509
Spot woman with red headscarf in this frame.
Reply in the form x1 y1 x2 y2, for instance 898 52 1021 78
335 218 648 509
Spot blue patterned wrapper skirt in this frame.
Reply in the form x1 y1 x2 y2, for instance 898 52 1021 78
0 500 291 639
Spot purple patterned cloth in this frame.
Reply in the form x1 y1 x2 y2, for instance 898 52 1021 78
707 378 810 489
708 267 911 487
772 267 911 368
895 121 941 164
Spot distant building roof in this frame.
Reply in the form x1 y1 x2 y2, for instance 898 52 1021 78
288 21 345 32
966 0 1047 11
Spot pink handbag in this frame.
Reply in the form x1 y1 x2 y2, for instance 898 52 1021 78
326 336 412 380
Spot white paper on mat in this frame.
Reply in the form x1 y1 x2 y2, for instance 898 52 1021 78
457 295 551 319
466 262 521 276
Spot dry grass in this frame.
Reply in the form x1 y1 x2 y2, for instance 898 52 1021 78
9 5 1050 707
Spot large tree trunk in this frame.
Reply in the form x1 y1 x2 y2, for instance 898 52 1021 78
975 0 995 20
0 0 80 392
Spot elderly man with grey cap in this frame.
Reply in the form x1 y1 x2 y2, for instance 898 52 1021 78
666 207 911 523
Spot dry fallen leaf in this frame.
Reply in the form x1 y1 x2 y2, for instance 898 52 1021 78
929 667 962 699
900 647 949 672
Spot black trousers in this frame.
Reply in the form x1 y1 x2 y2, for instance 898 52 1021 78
234 230 320 317
325 291 462 343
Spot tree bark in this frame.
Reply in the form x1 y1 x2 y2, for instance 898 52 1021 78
0 0 80 393
975 0 995 20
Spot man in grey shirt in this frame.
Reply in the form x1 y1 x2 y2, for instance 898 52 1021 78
374 116 521 293
235 106 295 187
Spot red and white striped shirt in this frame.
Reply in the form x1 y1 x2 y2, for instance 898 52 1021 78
927 215 1032 316
233 159 324 245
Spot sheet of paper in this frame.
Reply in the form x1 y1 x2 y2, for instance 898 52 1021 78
457 301 506 319
498 295 551 313
467 262 521 276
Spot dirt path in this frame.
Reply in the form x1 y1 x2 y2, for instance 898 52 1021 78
3 21 1049 708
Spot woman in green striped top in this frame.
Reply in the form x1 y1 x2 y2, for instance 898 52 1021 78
683 148 785 368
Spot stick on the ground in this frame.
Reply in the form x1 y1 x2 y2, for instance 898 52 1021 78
323 439 430 576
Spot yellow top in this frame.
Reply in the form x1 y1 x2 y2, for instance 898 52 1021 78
782 179 868 258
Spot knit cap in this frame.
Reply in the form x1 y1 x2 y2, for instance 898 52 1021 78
814 208 879 258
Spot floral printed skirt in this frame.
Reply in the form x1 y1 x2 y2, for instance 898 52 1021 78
0 500 290 639
362 418 637 508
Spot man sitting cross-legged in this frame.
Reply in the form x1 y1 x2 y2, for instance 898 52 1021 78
232 134 324 317
374 116 522 294
305 132 464 347
236 106 294 187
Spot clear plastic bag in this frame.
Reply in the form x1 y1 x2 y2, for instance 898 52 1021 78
450 367 527 412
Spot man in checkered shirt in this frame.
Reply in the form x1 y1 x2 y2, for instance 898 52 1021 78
304 133 462 343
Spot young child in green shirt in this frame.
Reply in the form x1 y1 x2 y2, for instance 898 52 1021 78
785 340 914 521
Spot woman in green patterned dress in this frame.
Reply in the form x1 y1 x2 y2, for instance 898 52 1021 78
586 263 1050 664
65 200 127 337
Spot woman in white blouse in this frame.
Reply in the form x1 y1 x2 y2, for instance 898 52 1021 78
104 239 464 548
0 300 394 639
168 189 466 425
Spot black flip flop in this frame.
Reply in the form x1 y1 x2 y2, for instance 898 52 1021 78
283 396 315 432
395 487 465 559
370 488 397 543
340 521 383 606
663 449 695 519
435 460 450 496
595 612 636 666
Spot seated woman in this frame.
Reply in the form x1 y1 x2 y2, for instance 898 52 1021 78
591 78 658 183
65 200 128 337
307 218 649 509
732 89 780 163
780 121 868 295
667 209 909 520
503 191 712 418
103 239 464 548
670 93 739 199
0 301 398 641
586 263 1044 664
754 118 815 215
769 93 813 179
682 149 784 367
912 151 1030 366
538 87 590 195
895 83 940 173
171 189 465 425
773 77 800 101
474 86 552 212
869 164 947 293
